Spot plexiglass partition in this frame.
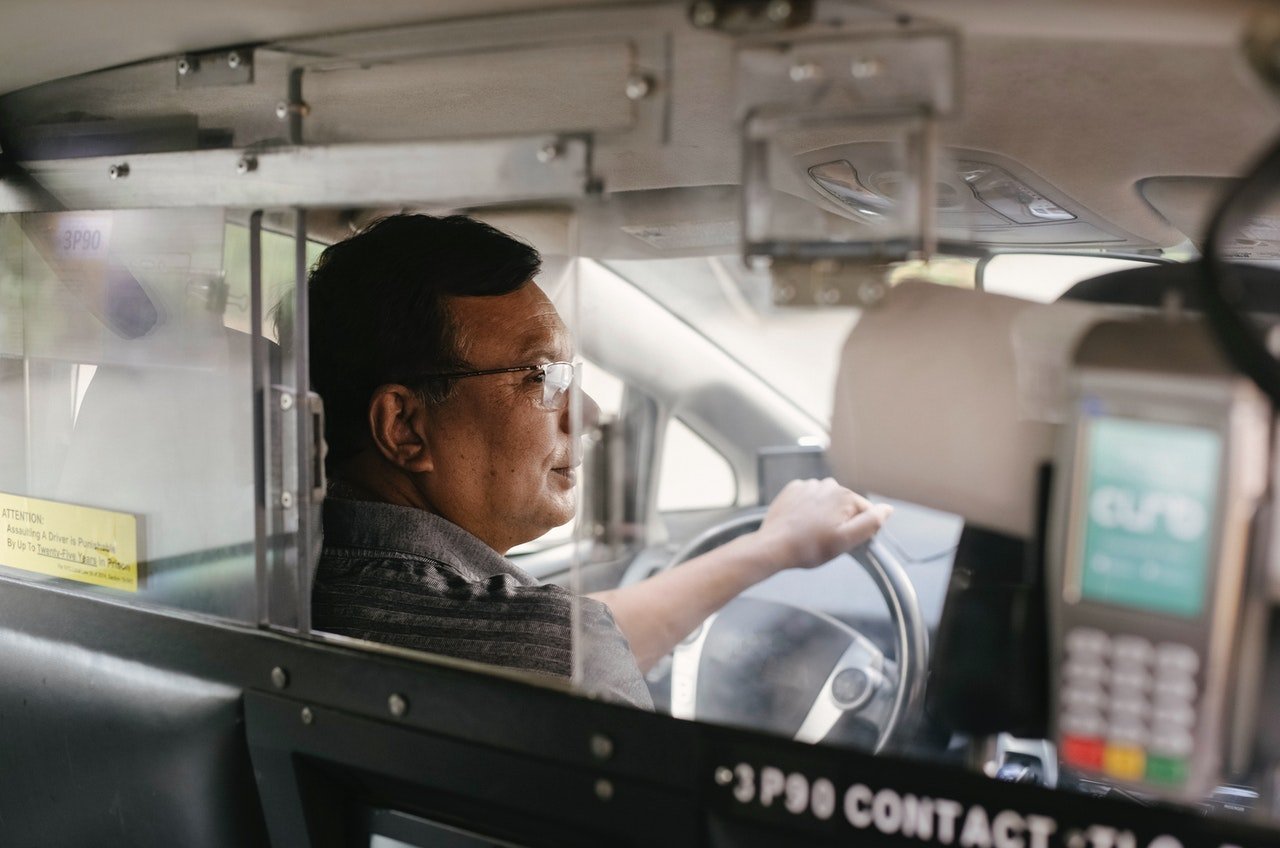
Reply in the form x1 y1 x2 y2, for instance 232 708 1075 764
0 209 256 617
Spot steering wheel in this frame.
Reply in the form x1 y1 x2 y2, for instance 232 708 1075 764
658 508 929 753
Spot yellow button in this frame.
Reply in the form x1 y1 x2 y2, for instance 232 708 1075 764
1103 745 1146 781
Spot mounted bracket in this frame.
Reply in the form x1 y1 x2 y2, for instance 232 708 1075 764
736 22 960 304
176 47 256 89
688 0 815 34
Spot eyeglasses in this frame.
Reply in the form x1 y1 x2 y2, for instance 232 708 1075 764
417 361 579 411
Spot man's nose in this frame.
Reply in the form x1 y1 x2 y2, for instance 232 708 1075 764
563 390 601 433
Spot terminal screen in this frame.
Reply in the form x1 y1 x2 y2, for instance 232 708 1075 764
1076 416 1221 618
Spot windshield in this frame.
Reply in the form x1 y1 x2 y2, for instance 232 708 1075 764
607 257 859 425
608 253 1155 425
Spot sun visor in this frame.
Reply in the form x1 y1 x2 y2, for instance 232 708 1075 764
829 281 1108 538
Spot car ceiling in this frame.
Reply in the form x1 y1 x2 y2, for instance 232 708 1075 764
2 0 1278 251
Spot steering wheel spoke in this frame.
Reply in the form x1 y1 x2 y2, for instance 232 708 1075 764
654 511 928 754
794 636 888 743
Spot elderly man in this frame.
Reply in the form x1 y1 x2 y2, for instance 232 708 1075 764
308 214 891 708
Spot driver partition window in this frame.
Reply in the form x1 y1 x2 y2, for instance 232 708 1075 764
0 209 272 623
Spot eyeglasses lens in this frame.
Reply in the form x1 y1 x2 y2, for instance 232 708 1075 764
541 362 577 410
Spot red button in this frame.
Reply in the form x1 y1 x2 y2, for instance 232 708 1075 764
1061 735 1105 770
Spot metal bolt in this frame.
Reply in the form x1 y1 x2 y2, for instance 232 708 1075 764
177 58 192 76
227 51 243 70
851 57 885 80
388 693 408 718
856 279 888 306
270 667 289 689
108 163 129 180
690 1 717 27
272 100 314 121
765 0 793 23
536 142 562 164
589 733 614 761
625 73 654 101
773 284 796 304
279 393 294 411
280 491 295 509
236 155 258 175
789 62 821 83
817 287 842 305
300 706 314 725
594 778 614 801
715 766 734 785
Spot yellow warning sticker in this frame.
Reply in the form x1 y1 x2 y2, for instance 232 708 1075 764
0 492 139 592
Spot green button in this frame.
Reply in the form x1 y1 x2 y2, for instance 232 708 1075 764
1145 755 1188 785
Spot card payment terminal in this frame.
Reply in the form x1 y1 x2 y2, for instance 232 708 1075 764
1048 319 1272 799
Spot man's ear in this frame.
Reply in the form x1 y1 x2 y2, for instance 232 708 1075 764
367 384 434 473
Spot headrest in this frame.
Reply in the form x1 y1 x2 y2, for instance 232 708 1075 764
829 281 1107 538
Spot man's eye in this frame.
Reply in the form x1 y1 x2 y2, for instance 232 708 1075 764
526 371 546 384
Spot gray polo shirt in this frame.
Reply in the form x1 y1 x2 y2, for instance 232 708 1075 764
313 493 653 709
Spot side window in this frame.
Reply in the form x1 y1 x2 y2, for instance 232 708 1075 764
657 418 737 512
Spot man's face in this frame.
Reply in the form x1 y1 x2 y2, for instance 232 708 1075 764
415 283 591 553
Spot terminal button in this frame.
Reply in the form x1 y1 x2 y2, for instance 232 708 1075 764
1060 711 1106 738
1153 704 1196 729
1155 643 1200 675
1103 745 1146 781
1110 668 1151 694
1067 628 1111 657
1107 721 1148 747
1149 727 1194 758
1145 755 1188 786
1153 676 1196 701
1063 660 1107 685
1062 686 1106 711
1061 735 1105 770
1112 635 1154 668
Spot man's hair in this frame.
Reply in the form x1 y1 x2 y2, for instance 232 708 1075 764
307 214 541 472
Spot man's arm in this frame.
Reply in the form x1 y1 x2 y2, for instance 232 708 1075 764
587 478 893 673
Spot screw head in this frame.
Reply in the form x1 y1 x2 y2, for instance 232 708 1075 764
536 142 562 164
388 693 408 718
300 706 314 725
227 51 242 70
275 101 289 120
851 57 885 80
765 0 793 23
789 62 821 83
279 392 294 411
690 0 717 27
108 163 129 180
270 667 289 689
280 491 295 509
625 73 654 101
236 155 258 175
856 279 888 306
594 778 614 801
177 58 192 76
589 733 614 761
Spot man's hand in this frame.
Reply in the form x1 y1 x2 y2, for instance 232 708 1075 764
588 477 891 672
753 478 893 573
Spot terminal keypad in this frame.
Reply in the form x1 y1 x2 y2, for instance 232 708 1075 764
1058 627 1199 785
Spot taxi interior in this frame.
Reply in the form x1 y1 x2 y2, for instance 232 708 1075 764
2 1 1280 846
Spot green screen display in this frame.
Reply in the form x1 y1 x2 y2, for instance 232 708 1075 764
1077 417 1221 618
